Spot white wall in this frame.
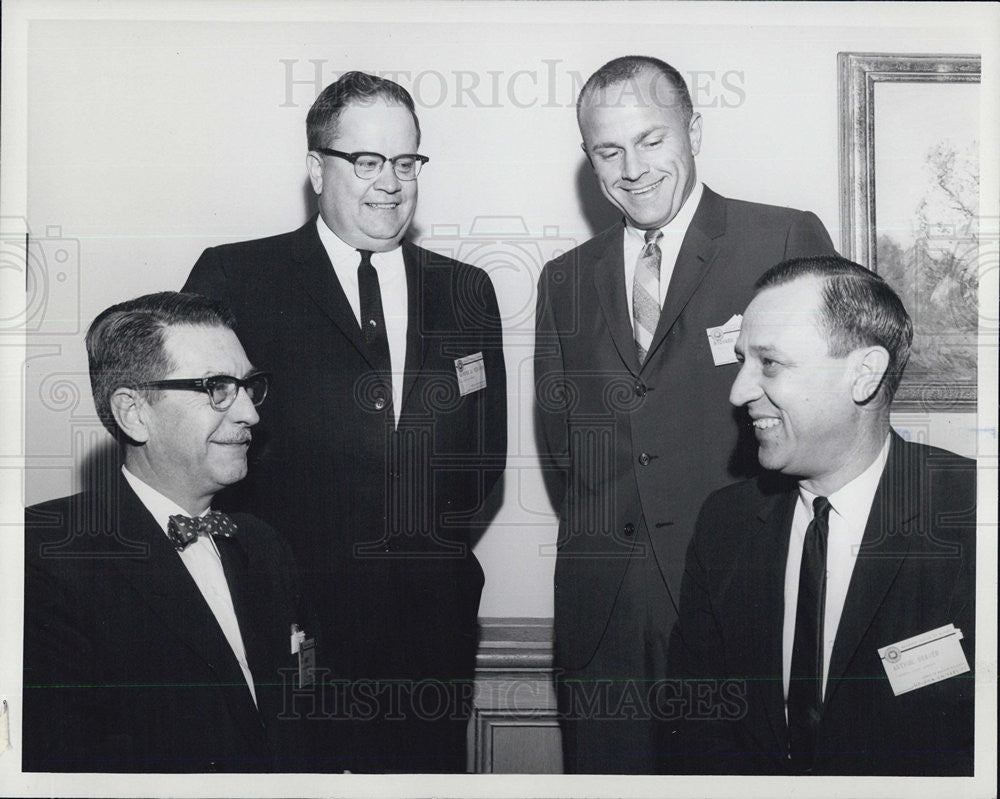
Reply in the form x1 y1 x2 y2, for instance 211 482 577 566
11 2 998 621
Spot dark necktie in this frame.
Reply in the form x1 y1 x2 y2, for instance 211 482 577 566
166 510 237 551
787 495 832 771
357 249 393 412
357 250 392 367
632 230 663 364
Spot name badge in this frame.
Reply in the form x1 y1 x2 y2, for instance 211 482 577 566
706 314 742 366
455 352 486 396
291 624 316 687
878 624 970 696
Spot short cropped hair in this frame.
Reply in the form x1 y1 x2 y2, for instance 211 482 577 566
306 71 421 151
577 55 693 127
86 291 236 441
756 256 914 402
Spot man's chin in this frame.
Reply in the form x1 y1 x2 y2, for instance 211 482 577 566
756 448 786 474
212 461 249 488
359 227 408 251
621 207 674 231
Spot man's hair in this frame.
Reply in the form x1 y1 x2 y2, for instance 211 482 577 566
577 56 693 127
756 256 914 402
306 71 421 151
86 291 236 441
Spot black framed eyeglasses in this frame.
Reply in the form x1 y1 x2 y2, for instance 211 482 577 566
317 148 429 181
135 372 271 411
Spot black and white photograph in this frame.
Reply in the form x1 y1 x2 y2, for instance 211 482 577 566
1 1 996 797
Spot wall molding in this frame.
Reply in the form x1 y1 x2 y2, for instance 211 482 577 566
470 617 561 773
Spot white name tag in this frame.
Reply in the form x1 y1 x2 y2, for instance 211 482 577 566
455 352 486 396
290 624 315 687
878 624 970 696
290 624 306 654
706 314 742 366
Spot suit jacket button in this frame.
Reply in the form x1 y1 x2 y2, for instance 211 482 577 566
634 381 647 397
638 452 650 466
623 523 635 537
374 396 386 411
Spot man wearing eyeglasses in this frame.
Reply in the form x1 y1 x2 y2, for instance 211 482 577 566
183 72 506 772
23 291 314 772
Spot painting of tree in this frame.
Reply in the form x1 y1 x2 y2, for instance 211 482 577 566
877 138 979 386
871 77 979 404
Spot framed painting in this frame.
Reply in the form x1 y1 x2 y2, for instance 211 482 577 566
839 52 981 409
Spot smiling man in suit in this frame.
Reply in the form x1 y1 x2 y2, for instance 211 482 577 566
668 256 976 775
534 55 836 772
23 291 312 772
183 71 506 772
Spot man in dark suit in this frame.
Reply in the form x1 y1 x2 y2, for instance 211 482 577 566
533 55 836 772
183 72 506 772
23 292 313 772
668 256 976 775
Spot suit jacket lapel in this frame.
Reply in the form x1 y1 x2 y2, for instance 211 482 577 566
644 187 726 368
399 241 431 415
214 532 282 732
825 434 914 706
111 480 266 742
590 226 640 374
291 217 378 369
740 488 796 755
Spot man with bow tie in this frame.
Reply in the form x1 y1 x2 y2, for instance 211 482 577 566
23 291 314 773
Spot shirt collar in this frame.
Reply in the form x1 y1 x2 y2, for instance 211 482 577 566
122 465 209 536
624 180 704 244
797 433 892 526
316 214 401 267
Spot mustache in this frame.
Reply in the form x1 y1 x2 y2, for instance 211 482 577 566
213 433 252 444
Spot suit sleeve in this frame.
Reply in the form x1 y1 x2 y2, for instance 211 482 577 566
941 460 976 776
533 264 569 515
664 499 743 774
182 246 231 302
783 211 837 259
22 550 102 769
478 268 507 503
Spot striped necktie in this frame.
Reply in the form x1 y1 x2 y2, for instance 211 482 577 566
632 229 663 364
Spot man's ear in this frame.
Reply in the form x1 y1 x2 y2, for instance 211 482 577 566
580 141 594 168
688 112 703 157
852 346 891 404
306 151 324 195
110 388 150 444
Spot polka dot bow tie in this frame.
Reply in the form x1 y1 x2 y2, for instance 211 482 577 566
166 511 237 551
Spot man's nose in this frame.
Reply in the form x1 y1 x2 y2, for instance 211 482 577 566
372 161 402 192
621 148 649 181
228 385 260 426
728 362 760 408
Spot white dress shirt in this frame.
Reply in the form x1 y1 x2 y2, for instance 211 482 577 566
317 215 408 426
782 434 892 704
122 467 257 706
622 181 704 323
